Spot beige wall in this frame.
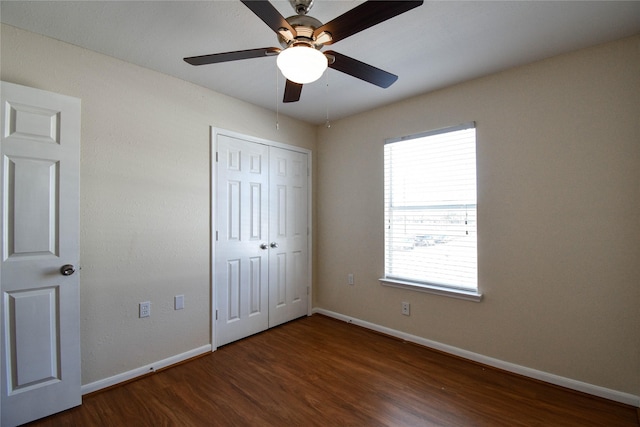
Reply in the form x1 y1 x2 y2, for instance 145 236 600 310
0 24 316 385
316 35 640 396
2 21 638 400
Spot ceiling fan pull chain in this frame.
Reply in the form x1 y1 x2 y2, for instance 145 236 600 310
276 61 280 130
325 70 331 128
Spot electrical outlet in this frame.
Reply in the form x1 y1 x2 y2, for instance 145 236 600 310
348 273 354 285
175 294 184 310
401 301 410 316
139 301 151 318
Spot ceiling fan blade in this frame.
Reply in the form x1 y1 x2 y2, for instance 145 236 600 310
184 47 279 66
326 50 398 88
314 1 423 45
283 80 303 103
241 0 297 39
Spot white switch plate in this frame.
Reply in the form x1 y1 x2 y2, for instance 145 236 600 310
175 295 184 310
348 273 354 285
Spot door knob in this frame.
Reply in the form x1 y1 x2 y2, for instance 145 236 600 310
260 243 268 250
270 242 279 248
60 264 76 276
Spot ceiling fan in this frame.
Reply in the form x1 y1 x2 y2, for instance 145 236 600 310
184 0 424 103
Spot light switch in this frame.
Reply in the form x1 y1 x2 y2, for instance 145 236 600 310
175 295 184 310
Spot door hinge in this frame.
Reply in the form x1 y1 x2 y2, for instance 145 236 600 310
215 152 219 162
307 286 309 295
215 309 218 321
216 231 218 241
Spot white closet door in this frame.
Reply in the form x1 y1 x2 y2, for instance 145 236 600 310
215 135 270 347
214 131 309 347
268 146 309 328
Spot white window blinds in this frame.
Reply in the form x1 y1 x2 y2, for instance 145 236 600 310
384 123 477 291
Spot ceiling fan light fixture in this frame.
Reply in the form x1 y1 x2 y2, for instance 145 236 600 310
277 45 328 84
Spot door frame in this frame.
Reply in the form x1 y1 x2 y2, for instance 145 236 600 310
210 127 312 350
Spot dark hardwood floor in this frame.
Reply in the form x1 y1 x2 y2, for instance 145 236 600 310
27 314 638 426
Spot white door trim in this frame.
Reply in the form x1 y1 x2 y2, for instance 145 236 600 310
210 127 312 351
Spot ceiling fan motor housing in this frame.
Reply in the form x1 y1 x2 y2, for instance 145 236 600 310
279 14 326 49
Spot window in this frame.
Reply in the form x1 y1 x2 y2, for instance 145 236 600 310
381 122 481 301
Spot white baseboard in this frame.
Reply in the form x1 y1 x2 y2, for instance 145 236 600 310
313 308 640 408
81 344 212 395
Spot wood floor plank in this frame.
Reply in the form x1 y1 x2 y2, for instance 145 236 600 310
25 315 638 426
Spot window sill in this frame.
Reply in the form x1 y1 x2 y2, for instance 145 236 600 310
379 278 483 302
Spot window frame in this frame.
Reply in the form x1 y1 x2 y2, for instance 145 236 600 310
379 122 482 302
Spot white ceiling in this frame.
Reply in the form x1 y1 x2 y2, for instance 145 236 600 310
2 1 639 125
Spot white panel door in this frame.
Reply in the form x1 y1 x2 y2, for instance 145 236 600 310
0 82 81 426
215 135 269 347
268 146 309 328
